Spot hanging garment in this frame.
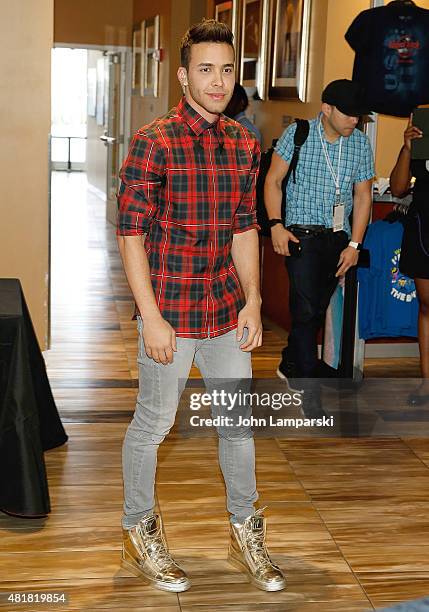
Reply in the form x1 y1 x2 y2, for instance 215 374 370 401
345 2 429 117
358 220 418 339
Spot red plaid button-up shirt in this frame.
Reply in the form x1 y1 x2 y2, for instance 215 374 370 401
117 97 260 338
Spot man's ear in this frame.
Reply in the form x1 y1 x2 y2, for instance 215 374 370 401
321 102 332 118
177 67 188 89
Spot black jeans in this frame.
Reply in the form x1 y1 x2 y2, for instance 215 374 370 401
284 229 349 377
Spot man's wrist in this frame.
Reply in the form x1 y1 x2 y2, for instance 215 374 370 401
348 240 362 250
138 309 164 323
245 293 262 307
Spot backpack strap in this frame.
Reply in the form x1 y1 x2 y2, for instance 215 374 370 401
281 119 309 223
289 119 310 184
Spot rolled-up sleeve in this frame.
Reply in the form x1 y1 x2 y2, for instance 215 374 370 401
117 132 165 236
233 141 261 234
355 136 375 184
274 122 296 164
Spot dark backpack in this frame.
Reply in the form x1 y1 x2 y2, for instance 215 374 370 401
256 119 310 237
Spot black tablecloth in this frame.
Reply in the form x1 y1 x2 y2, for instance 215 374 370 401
0 278 67 516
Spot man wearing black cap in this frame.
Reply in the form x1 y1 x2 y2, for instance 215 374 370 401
264 79 374 409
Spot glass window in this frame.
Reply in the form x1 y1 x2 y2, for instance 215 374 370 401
51 48 88 164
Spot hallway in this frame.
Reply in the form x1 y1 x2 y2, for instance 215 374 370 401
1 172 429 611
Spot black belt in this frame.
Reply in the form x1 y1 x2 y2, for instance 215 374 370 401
287 224 333 236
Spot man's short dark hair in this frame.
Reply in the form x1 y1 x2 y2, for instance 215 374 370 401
180 19 234 70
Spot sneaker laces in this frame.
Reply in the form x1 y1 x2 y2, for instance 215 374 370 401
244 508 273 570
150 533 178 571
137 523 178 571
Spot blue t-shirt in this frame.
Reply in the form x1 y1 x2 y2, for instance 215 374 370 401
275 117 374 236
358 220 418 339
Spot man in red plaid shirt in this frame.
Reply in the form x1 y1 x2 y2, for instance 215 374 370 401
117 19 286 593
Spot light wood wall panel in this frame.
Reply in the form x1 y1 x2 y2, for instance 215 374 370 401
54 0 133 47
0 0 53 348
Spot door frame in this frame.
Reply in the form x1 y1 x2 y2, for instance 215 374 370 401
104 48 132 226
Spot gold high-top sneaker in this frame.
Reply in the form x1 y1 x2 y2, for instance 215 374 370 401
121 514 190 592
228 508 286 592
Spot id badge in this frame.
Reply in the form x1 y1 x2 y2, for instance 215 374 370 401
332 204 345 232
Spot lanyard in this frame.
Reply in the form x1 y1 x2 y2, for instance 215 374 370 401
318 119 343 203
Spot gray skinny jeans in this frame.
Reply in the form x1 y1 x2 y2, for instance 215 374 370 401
122 323 258 529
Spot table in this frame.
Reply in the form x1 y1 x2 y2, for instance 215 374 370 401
0 279 67 516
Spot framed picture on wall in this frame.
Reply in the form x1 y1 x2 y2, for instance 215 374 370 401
215 0 233 27
269 0 311 101
240 0 269 99
142 15 160 98
132 24 143 93
214 0 239 67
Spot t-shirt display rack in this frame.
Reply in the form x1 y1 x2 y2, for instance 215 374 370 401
341 0 418 381
340 0 419 380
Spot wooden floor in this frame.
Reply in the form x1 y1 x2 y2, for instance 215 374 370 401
1 172 429 611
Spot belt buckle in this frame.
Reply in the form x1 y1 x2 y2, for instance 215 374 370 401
306 225 324 236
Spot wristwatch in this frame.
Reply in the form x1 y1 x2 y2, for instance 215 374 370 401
348 240 362 250
269 219 283 229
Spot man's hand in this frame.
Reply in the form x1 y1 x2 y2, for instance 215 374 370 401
142 315 177 365
271 225 300 256
236 300 263 352
336 246 359 277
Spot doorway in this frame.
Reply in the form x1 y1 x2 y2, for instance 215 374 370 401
49 45 131 344
51 48 88 173
51 46 131 221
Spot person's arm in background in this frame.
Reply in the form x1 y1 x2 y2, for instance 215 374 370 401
231 140 262 351
117 134 176 366
390 115 422 197
264 150 300 256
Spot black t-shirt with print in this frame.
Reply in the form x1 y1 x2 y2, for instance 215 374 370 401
345 2 429 117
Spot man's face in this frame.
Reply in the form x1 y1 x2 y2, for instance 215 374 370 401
324 105 359 138
178 42 235 122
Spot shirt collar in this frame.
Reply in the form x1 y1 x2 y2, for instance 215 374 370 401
177 96 223 138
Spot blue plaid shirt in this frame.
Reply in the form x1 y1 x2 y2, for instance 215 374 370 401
275 115 374 236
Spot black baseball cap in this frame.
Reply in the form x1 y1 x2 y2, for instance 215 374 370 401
322 79 373 117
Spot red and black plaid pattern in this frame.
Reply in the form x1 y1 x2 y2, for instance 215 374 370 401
117 97 260 338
